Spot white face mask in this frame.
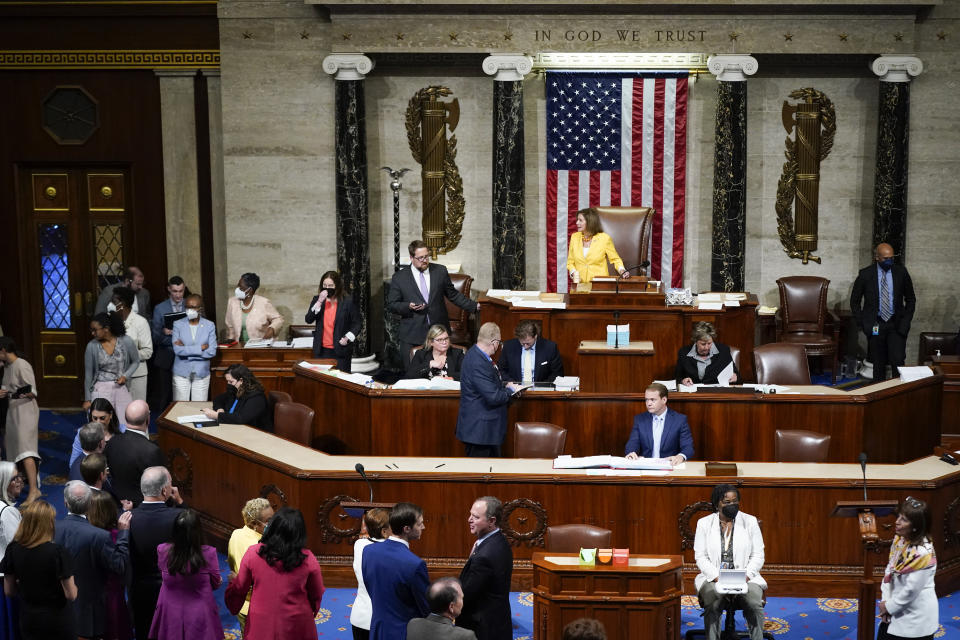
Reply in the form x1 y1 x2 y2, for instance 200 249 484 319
185 308 199 321
234 287 247 300
106 302 117 313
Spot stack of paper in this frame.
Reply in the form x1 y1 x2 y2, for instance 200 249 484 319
290 337 313 348
899 366 935 382
298 361 333 371
553 376 580 391
393 378 461 391
553 455 673 471
243 339 273 348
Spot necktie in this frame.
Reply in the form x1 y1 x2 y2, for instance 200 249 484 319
470 540 480 556
880 272 892 322
418 270 430 323
522 349 534 383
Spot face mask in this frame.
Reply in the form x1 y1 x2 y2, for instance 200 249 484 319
234 287 247 299
323 288 336 298
106 302 117 313
721 504 739 519
879 258 894 271
185 309 199 320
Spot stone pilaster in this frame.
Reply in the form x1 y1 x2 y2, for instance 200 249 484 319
871 56 923 261
707 55 756 292
483 55 532 290
323 54 375 366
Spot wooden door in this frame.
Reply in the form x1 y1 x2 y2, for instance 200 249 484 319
18 166 134 407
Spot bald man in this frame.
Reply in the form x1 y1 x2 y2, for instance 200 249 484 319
850 242 916 382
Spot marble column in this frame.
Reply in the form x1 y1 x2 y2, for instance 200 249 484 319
154 69 202 290
707 55 757 292
871 56 923 260
323 54 375 369
484 55 532 290
203 69 228 322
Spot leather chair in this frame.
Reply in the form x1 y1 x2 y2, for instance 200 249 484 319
753 343 811 385
593 207 655 276
919 331 959 363
267 390 292 425
444 272 474 346
288 324 315 339
776 276 839 382
729 345 741 376
545 524 612 553
273 401 314 447
774 429 832 462
513 422 568 458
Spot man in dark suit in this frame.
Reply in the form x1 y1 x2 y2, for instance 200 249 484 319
850 242 917 382
624 383 694 466
456 323 522 457
408 578 477 640
68 421 105 481
497 319 564 385
362 502 430 640
457 496 513 640
129 465 185 640
55 480 132 640
387 240 478 367
150 276 187 410
104 399 166 505
95 265 152 320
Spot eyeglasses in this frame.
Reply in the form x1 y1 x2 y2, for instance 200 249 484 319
412 255 430 263
433 337 450 343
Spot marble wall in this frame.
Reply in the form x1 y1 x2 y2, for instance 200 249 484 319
216 0 959 361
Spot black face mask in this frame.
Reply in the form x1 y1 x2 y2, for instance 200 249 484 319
323 288 336 298
721 504 740 519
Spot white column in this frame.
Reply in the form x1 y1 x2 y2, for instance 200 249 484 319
871 55 923 82
203 69 228 319
321 53 374 80
706 54 758 82
155 69 202 290
481 54 533 81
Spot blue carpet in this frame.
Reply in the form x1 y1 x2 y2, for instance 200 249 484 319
34 409 955 639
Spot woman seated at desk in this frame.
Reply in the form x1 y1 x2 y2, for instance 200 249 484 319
224 272 283 344
202 364 272 432
404 324 464 380
675 321 739 386
566 207 629 284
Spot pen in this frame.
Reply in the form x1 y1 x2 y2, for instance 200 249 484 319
434 463 446 468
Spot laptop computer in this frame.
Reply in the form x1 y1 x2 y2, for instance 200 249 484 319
716 569 748 594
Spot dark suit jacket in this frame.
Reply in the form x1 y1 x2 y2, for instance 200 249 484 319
850 263 916 337
497 337 564 384
624 408 694 460
54 513 130 638
103 430 167 505
409 614 477 640
304 293 362 370
387 264 477 345
458 530 513 640
212 388 272 432
95 282 151 322
150 297 180 369
405 346 465 380
362 538 430 640
674 343 739 385
129 501 183 640
456 346 511 447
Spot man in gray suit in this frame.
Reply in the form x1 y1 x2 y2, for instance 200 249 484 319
407 578 477 640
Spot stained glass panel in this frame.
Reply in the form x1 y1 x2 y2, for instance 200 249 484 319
39 223 71 330
94 223 124 292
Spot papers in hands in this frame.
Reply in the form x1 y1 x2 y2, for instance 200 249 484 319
716 362 735 387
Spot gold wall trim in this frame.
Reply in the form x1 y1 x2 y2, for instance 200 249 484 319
533 52 709 71
0 50 220 69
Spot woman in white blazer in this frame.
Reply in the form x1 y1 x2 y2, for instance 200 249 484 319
694 484 767 640
878 497 938 640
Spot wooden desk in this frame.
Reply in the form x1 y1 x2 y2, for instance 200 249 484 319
934 355 960 436
209 345 313 396
531 552 682 640
577 340 655 392
157 401 960 597
291 366 942 463
479 293 758 382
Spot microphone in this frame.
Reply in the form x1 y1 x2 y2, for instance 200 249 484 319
858 452 868 500
355 463 374 503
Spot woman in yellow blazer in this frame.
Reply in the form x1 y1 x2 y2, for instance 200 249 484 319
566 208 629 284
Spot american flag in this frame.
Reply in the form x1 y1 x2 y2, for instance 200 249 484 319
545 71 689 292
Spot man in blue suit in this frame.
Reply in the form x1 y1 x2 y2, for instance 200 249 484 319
55 480 132 639
497 319 564 385
624 383 694 466
456 323 522 457
363 502 431 640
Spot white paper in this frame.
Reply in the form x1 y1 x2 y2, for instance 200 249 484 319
243 338 273 348
290 337 314 348
717 362 735 387
697 293 723 302
298 361 333 371
606 324 630 332
554 455 672 471
723 300 740 307
654 379 678 391
697 302 724 310
339 372 373 386
677 383 697 393
484 289 513 297
176 415 212 424
393 378 461 391
553 376 580 391
898 366 935 382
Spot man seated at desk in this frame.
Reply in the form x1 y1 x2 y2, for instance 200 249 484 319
675 321 738 387
624 383 693 466
497 320 563 385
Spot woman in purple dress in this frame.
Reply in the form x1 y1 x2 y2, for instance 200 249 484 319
148 509 222 640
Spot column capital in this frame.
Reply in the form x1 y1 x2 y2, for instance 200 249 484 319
871 56 923 82
482 54 533 81
707 55 758 82
322 54 374 80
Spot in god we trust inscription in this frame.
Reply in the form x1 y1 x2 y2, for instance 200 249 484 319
534 28 707 42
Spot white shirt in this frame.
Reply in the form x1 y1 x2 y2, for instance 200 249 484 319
388 534 411 548
522 343 536 383
651 410 666 458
